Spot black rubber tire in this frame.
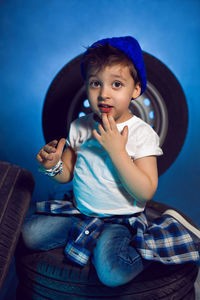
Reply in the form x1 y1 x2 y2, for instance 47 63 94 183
42 52 188 176
15 201 198 300
0 161 34 291
143 53 188 176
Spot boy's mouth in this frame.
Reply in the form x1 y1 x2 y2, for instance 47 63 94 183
98 104 113 113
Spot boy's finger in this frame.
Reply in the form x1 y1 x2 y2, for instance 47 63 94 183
92 129 101 142
98 123 105 135
36 153 43 163
56 138 66 155
108 114 117 130
43 145 56 153
101 113 110 131
39 149 53 161
121 125 128 138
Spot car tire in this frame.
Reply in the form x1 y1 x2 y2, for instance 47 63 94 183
15 201 198 300
0 161 34 291
42 52 188 176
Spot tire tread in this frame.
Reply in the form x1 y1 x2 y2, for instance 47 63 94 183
0 161 34 291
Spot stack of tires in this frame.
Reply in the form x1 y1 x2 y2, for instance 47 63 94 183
16 201 198 299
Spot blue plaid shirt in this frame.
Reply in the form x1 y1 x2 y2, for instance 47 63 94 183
36 199 199 267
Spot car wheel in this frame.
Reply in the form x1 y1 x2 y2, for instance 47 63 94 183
42 52 188 176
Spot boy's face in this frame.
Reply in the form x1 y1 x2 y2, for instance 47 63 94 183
86 64 141 124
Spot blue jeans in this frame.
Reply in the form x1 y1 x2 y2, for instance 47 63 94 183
21 213 150 287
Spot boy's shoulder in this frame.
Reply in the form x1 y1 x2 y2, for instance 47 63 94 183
127 116 160 142
127 116 155 133
69 113 94 143
69 114 94 149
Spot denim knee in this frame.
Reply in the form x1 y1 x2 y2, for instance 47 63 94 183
92 224 148 287
21 214 74 251
94 245 144 287
21 216 46 250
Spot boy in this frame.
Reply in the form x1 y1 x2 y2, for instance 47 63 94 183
22 36 199 287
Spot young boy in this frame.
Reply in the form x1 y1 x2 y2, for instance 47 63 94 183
22 36 199 287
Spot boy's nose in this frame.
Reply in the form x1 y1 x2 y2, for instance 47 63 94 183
98 86 110 101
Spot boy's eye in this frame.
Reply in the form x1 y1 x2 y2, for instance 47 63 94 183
89 80 100 88
112 81 122 88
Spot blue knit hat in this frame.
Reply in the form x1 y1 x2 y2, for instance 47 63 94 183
81 36 147 95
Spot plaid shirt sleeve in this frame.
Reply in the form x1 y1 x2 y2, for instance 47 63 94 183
36 199 81 215
64 217 104 266
129 213 199 264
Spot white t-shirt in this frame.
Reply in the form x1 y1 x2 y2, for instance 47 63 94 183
68 113 163 217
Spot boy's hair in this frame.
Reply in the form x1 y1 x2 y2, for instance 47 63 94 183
81 36 147 95
82 43 140 85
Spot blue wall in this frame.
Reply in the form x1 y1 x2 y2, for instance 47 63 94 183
0 0 199 226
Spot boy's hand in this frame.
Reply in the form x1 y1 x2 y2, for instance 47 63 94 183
36 138 66 169
93 114 128 156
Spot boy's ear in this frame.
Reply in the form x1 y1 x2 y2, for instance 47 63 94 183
132 82 141 99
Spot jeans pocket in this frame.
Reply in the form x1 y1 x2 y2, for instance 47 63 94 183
118 237 141 265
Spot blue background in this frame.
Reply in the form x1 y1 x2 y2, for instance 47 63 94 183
0 0 199 228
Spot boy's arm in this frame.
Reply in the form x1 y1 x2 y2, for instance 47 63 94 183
36 138 76 183
108 151 158 202
53 145 76 183
93 114 158 202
